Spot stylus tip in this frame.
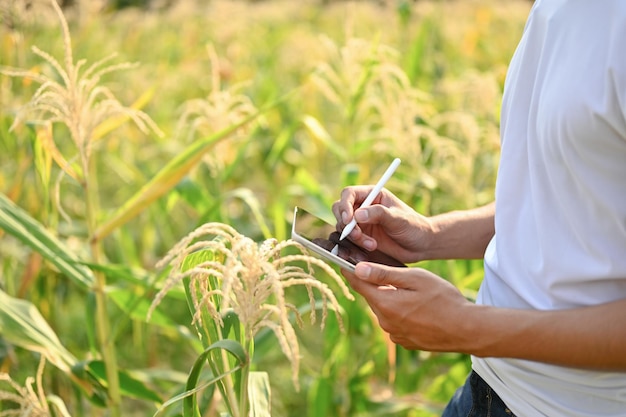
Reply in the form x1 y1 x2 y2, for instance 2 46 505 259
331 244 339 255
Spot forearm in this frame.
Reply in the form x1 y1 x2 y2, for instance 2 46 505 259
465 298 626 370
423 202 495 260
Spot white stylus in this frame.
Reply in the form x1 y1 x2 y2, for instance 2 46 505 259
331 158 401 255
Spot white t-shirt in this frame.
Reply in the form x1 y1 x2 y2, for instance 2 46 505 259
473 0 626 415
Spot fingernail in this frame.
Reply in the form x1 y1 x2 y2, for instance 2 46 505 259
363 239 375 251
341 211 350 223
355 263 371 278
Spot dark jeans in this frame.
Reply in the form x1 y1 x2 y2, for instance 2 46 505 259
442 371 516 417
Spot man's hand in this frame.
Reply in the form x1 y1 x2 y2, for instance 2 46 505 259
333 187 496 262
342 262 474 351
333 187 435 264
343 263 626 371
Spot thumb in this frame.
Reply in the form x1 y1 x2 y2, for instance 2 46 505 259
354 262 413 289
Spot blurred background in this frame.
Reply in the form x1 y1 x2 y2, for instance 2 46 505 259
0 0 531 416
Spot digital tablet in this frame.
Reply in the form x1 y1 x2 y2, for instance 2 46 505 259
291 206 405 272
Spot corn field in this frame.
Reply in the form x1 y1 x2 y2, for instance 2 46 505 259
0 0 530 416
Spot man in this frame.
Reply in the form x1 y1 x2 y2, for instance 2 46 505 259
332 0 626 415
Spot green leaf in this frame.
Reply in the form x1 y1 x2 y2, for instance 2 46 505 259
0 192 94 289
180 248 218 274
153 339 248 417
307 376 334 417
266 127 295 169
301 115 345 159
82 261 154 287
248 371 271 417
174 178 213 213
224 188 272 240
181 250 223 348
221 310 241 342
0 289 77 372
109 286 177 328
78 360 163 403
184 340 247 417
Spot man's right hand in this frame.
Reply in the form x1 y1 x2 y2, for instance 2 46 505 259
332 186 434 264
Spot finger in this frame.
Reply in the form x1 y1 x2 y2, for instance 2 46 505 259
343 267 414 339
336 186 378 223
359 205 412 235
354 262 416 290
355 204 387 226
332 188 356 229
331 199 345 227
343 270 403 339
339 187 358 223
341 267 366 291
341 267 380 298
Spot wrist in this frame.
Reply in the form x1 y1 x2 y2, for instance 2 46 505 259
419 213 454 260
451 303 496 355
458 304 533 359
421 205 495 260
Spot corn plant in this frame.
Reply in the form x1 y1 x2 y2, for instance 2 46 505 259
0 1 273 415
148 223 353 416
0 0 164 413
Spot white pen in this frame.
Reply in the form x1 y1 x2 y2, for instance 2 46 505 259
331 158 401 255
